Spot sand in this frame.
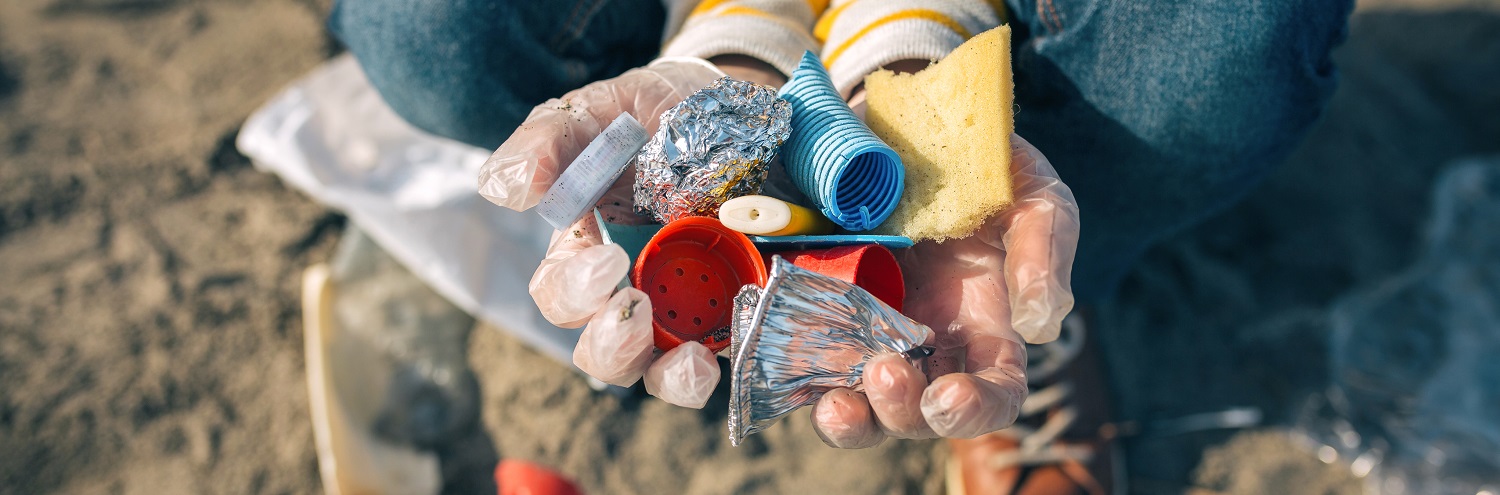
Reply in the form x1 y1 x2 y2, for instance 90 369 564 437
1 0 1497 493
0 0 333 492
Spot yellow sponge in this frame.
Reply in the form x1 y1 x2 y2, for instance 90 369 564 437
866 26 1014 242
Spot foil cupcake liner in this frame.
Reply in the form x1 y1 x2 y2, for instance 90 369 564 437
728 257 933 446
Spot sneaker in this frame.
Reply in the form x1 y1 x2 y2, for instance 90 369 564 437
947 312 1124 495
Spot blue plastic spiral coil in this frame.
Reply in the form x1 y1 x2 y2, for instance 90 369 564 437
778 51 904 232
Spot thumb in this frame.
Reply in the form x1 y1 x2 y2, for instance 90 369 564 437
478 60 721 211
998 134 1079 344
478 96 603 211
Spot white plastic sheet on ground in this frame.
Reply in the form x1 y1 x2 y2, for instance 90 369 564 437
238 54 579 365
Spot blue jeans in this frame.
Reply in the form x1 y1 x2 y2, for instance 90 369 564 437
327 0 666 150
329 0 1352 301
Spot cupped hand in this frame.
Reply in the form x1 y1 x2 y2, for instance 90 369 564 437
810 135 1080 448
479 58 728 408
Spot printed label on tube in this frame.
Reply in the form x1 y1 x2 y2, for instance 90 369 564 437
537 113 649 230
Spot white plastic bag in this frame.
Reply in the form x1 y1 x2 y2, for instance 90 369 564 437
238 55 580 365
1301 157 1500 495
303 263 441 495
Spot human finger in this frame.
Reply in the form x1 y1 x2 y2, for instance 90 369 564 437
643 341 720 409
477 60 721 211
920 344 1027 438
862 354 938 439
810 388 886 449
997 134 1079 344
573 288 655 386
896 226 1030 438
527 215 629 328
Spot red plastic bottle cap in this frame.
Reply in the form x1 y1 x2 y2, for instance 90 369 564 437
633 216 768 353
769 244 905 311
495 460 584 495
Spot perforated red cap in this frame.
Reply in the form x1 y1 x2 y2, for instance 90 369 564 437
768 244 905 311
633 216 768 353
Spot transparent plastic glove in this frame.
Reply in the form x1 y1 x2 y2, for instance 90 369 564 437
811 135 1080 447
479 58 725 406
643 341 720 409
478 58 724 213
572 288 655 387
529 220 630 328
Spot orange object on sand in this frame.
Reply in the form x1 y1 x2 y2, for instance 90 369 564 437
495 460 584 495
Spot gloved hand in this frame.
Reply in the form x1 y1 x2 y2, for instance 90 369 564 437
477 58 726 408
809 134 1080 448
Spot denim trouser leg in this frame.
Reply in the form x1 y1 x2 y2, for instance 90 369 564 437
1006 0 1352 300
327 0 665 150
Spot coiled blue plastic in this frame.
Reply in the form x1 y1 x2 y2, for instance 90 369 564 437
778 51 904 232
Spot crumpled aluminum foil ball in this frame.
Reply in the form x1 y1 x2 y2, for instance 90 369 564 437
633 77 792 224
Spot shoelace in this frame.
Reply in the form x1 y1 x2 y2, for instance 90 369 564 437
988 315 1094 470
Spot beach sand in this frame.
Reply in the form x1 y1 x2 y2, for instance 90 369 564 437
2 0 1497 493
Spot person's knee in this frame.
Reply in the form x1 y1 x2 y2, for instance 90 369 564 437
1019 0 1352 298
327 0 664 149
328 0 548 148
1047 0 1349 225
1158 0 1351 171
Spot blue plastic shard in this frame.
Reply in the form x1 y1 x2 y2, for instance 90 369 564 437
594 208 663 279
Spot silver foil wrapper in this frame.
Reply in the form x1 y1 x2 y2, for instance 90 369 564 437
728 257 934 446
633 77 792 224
